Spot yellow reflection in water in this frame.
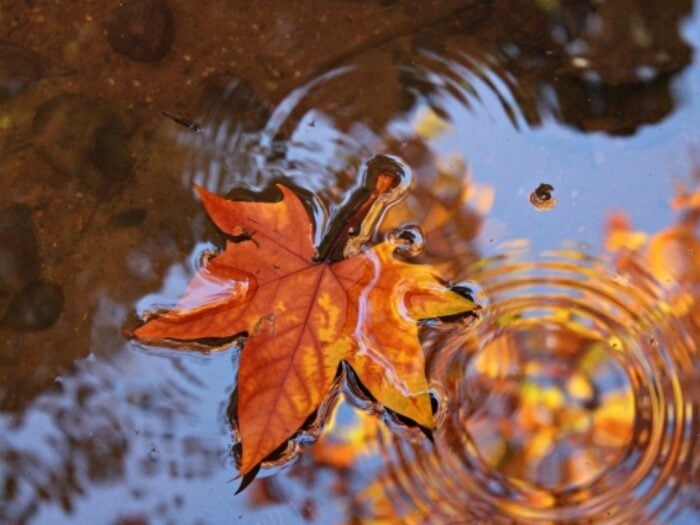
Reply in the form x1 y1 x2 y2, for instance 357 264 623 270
466 322 635 492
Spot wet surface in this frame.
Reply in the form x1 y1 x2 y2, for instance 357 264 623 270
1 1 700 523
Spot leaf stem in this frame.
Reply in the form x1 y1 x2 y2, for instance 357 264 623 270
317 155 408 262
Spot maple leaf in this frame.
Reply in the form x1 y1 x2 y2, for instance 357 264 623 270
134 183 476 474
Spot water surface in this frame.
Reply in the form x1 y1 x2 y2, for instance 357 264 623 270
1 1 699 523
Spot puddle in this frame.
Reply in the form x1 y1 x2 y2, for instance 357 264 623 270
1 1 700 523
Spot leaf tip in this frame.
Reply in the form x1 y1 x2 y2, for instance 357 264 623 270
273 183 295 202
235 463 261 494
131 316 163 341
193 184 213 201
413 408 436 431
420 426 435 443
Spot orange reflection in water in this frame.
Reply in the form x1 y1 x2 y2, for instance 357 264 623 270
314 183 700 524
467 323 635 492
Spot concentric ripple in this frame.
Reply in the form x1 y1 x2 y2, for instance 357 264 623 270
373 249 699 524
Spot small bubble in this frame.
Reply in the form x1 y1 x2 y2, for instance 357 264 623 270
385 224 425 257
529 183 557 211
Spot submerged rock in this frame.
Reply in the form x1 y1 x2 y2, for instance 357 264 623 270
2 280 64 331
0 41 69 99
32 93 133 197
0 206 64 332
0 204 40 294
107 0 175 62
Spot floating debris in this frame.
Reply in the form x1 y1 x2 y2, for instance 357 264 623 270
162 111 202 133
529 182 557 211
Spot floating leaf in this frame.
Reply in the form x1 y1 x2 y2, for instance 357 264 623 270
134 183 476 474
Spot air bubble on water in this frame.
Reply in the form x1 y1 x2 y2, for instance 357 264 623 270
385 224 426 257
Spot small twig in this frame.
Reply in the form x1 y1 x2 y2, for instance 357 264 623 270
162 111 202 133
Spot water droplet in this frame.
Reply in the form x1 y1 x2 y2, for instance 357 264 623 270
385 224 425 257
529 182 558 211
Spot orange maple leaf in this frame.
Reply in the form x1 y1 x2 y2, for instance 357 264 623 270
134 184 476 474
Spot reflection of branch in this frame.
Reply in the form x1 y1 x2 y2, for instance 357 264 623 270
0 358 222 523
297 0 489 86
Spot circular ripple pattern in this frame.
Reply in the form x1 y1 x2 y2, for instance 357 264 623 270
375 250 699 524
